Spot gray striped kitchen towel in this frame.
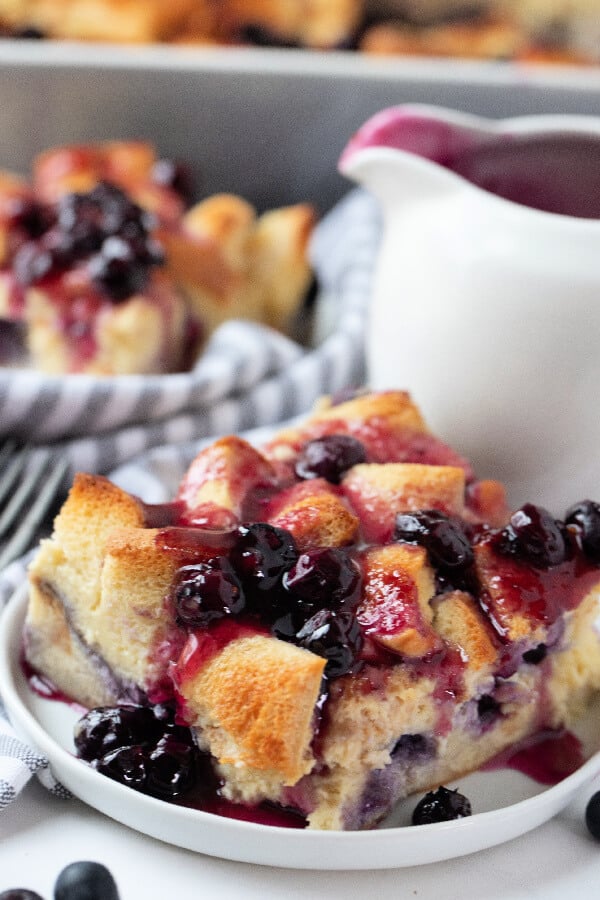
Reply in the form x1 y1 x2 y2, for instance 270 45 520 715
0 188 381 806
0 189 380 484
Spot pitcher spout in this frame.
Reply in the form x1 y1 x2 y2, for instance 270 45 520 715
339 144 458 209
338 105 479 209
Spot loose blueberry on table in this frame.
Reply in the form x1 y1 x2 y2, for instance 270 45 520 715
585 791 600 841
412 786 472 825
0 861 119 900
54 862 120 900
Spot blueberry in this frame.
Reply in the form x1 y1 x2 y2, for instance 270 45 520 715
54 861 119 900
565 500 600 563
8 197 53 238
229 523 298 594
56 192 105 254
94 744 148 790
522 643 547 665
295 608 363 678
145 733 198 799
89 238 148 302
391 734 433 761
0 891 45 900
74 706 160 761
173 558 245 628
394 509 474 570
412 786 472 825
477 694 502 726
282 548 361 614
294 434 367 484
585 791 600 840
494 503 569 569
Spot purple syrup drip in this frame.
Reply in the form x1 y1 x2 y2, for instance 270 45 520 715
342 110 600 219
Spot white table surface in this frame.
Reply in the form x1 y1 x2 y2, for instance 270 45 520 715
1 778 599 900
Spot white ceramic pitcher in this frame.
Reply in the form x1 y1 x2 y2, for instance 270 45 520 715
339 104 600 514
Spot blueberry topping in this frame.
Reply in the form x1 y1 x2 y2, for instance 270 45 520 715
74 705 161 761
493 503 570 568
12 181 164 301
295 434 367 484
54 861 120 900
585 791 600 840
271 610 304 642
173 558 245 628
0 892 45 900
88 237 149 301
565 500 600 563
145 733 199 798
229 523 298 594
282 548 361 615
412 786 472 825
394 509 474 570
75 704 201 801
95 744 148 790
295 608 363 678
523 643 547 665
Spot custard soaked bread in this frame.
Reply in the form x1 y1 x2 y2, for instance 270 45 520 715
25 391 600 828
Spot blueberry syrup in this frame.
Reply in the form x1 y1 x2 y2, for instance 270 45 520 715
153 526 237 560
475 535 599 640
484 729 585 785
21 655 87 712
183 794 307 828
139 500 186 529
173 619 266 684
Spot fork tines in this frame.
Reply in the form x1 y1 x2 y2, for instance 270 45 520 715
0 443 68 570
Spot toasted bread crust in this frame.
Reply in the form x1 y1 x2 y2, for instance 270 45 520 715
179 634 326 783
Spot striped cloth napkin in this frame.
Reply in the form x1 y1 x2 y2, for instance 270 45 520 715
0 188 381 808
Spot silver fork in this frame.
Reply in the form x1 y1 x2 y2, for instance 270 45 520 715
0 441 69 570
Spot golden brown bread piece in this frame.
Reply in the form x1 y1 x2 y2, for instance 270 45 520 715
360 15 525 59
268 479 360 550
171 195 315 340
358 543 439 657
178 633 326 784
432 589 498 674
177 435 278 520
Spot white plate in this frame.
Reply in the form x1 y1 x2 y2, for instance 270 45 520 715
2 584 600 871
